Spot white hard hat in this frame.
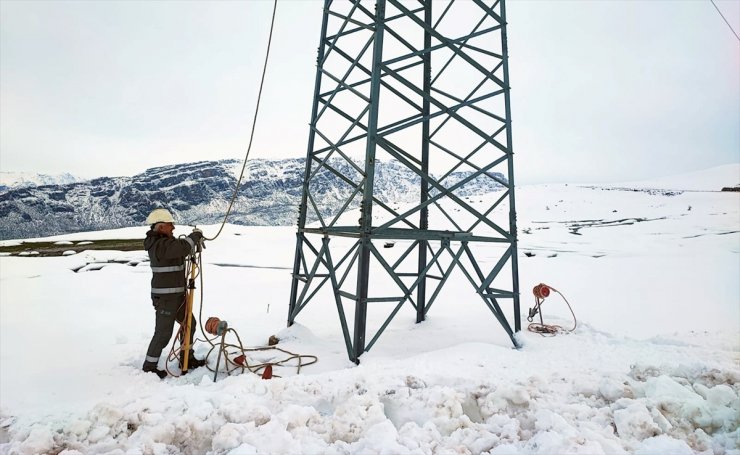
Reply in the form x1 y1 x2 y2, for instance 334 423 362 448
146 208 175 225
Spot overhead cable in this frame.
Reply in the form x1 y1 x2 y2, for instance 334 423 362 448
710 0 740 42
207 0 279 241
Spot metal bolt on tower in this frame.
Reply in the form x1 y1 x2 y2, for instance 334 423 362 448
288 0 521 363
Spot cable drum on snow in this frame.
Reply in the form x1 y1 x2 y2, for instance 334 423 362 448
526 283 577 336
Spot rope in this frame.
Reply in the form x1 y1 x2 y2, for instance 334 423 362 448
203 330 318 379
526 285 577 337
207 0 279 241
709 0 740 42
165 247 318 379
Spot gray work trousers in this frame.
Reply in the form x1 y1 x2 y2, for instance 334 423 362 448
144 294 196 364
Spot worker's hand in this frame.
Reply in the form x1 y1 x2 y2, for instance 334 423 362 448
188 229 204 245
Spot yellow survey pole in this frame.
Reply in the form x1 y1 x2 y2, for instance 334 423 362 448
181 253 197 372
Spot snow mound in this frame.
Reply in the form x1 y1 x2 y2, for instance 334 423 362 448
3 355 737 454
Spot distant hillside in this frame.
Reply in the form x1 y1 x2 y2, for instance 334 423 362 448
0 158 506 240
612 163 740 191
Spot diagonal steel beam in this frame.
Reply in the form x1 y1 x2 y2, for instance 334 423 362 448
431 0 500 85
322 238 355 357
390 0 506 89
375 142 510 237
380 62 510 155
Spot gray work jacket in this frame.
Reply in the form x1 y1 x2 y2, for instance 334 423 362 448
144 230 195 297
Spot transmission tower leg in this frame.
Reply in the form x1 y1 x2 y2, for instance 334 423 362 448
287 233 303 326
416 242 427 324
416 0 433 324
351 0 387 363
501 0 521 333
287 0 330 328
353 238 370 363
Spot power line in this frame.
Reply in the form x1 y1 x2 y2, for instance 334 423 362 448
710 0 740 42
207 0 278 241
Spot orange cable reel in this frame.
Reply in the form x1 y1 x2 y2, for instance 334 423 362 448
526 283 577 336
533 283 551 299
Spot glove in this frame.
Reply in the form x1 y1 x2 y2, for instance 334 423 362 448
188 229 204 245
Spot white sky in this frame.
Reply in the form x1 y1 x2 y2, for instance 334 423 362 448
1 0 738 184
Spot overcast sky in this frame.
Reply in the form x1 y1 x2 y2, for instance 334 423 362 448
1 0 738 184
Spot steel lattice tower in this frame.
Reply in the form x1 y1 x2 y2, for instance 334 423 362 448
288 0 520 363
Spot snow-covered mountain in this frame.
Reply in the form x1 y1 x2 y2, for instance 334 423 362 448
0 171 80 192
0 158 505 240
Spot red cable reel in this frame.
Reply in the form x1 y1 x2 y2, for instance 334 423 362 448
528 283 550 321
206 316 271 378
532 283 551 300
527 283 577 335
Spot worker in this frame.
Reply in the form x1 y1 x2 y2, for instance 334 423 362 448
141 208 206 379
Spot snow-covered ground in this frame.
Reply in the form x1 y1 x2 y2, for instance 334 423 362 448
0 166 738 454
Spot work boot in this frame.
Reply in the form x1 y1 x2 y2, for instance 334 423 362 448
142 361 167 379
179 350 206 372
